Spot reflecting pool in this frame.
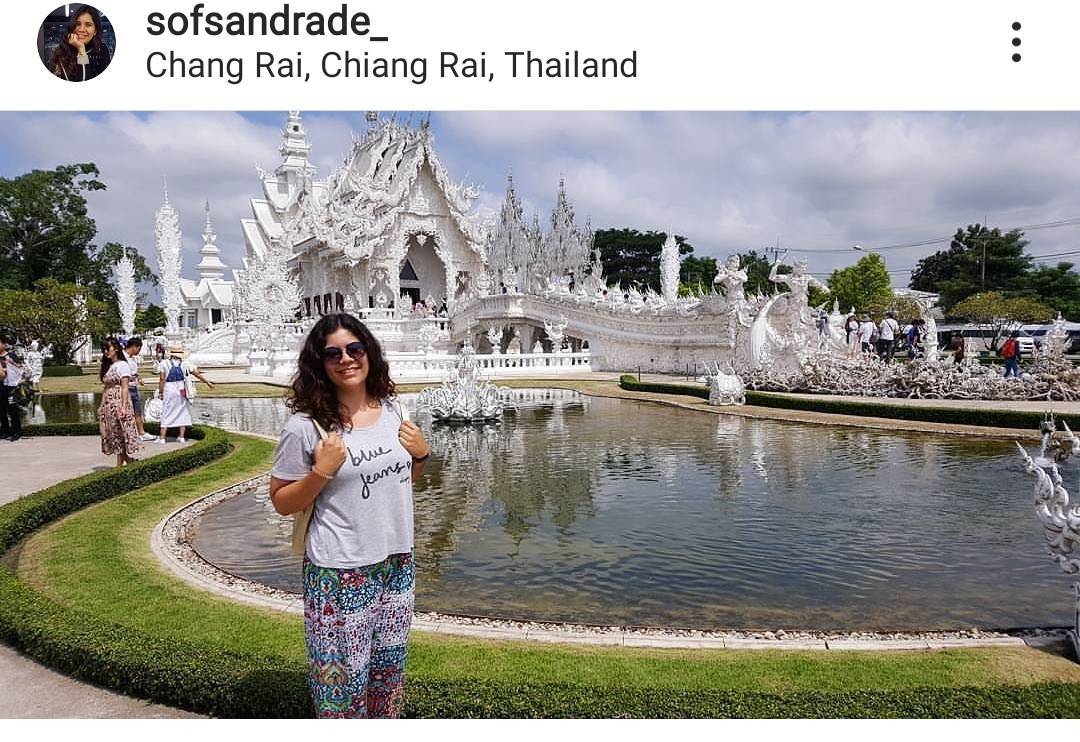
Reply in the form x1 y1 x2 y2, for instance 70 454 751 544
37 389 1075 630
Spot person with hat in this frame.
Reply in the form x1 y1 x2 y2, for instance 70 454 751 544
156 344 215 444
857 314 876 355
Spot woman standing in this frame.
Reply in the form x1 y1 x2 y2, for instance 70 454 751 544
270 313 430 718
156 345 215 443
48 6 113 82
99 337 140 467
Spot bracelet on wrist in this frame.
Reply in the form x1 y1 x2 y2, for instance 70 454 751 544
412 451 431 463
310 466 335 480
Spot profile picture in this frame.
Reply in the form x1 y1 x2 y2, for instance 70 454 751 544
38 5 115 82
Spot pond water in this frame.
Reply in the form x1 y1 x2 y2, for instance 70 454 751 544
36 389 1076 630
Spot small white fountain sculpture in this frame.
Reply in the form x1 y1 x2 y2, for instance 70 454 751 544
1016 416 1080 658
112 257 137 337
416 335 514 422
705 362 746 406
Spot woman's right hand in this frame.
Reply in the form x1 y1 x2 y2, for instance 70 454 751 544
313 431 347 476
67 33 86 54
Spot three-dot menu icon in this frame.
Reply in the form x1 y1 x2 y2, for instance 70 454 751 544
1012 21 1021 62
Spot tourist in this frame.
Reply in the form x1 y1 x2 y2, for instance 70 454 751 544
858 315 876 354
269 313 430 718
123 337 156 442
950 331 966 364
1001 331 1022 378
49 5 113 82
155 342 166 362
906 320 923 360
878 311 900 362
98 337 140 467
156 345 216 443
0 341 25 441
845 313 859 357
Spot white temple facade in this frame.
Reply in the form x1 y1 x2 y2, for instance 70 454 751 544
179 203 235 330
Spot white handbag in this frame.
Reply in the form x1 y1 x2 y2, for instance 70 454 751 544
144 392 163 423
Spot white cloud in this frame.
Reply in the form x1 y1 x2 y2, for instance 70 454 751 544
3 111 1080 299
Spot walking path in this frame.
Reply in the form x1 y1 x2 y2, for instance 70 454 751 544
0 435 202 718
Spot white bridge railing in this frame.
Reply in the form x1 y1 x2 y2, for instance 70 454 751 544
388 351 591 379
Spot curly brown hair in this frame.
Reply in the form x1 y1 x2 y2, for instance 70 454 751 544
286 313 396 431
49 6 108 80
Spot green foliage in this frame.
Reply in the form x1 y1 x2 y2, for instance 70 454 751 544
679 255 717 295
594 229 694 292
135 303 167 335
736 250 776 297
0 163 104 291
0 278 112 364
949 291 1056 351
827 253 893 314
909 225 1033 310
1015 262 1080 321
0 164 157 338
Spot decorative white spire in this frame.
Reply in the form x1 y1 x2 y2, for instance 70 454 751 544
196 200 228 280
112 256 137 337
543 177 593 281
486 173 537 293
277 111 314 177
154 182 183 334
660 232 680 304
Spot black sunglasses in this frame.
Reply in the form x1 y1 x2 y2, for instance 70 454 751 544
322 341 367 364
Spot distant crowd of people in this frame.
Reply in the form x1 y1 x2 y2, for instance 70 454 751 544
842 311 932 362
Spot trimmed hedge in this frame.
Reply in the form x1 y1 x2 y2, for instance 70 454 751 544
2 555 1079 718
42 365 83 377
618 375 1074 431
1 423 225 554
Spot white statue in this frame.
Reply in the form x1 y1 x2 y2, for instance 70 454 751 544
713 254 748 302
532 340 545 354
486 324 502 354
26 340 44 385
506 328 522 354
705 362 746 406
416 335 514 422
659 233 680 304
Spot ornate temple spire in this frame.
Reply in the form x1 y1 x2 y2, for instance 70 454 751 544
486 172 537 292
660 232 680 304
196 200 228 280
112 256 137 337
154 182 183 335
543 176 592 280
277 111 315 179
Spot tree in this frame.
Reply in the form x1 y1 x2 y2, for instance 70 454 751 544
0 164 157 331
1016 262 1080 321
949 291 1054 351
0 279 111 364
735 250 774 297
826 253 893 314
135 304 167 335
594 229 693 292
909 224 1032 310
679 254 716 295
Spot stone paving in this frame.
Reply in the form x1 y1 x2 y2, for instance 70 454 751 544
0 434 202 718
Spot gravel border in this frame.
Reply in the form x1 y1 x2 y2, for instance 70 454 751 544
149 473 1072 651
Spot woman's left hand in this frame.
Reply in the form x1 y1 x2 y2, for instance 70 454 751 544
398 420 429 459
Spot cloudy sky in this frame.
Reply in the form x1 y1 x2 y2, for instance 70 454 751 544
3 111 1080 300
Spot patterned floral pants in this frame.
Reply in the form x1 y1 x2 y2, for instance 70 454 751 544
303 553 415 718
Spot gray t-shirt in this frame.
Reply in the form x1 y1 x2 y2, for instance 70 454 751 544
272 400 414 569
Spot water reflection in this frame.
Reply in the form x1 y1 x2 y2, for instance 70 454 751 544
41 389 1076 630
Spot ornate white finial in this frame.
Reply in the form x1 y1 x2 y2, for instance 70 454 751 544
162 176 170 204
660 232 680 304
112 256 137 337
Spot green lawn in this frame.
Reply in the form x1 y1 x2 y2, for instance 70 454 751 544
11 430 1080 717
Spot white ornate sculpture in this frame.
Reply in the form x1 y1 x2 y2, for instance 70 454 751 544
713 254 748 302
1045 313 1070 361
705 362 746 406
544 316 568 352
416 335 514 421
112 256 137 337
1017 417 1080 657
506 327 522 354
155 181 183 335
660 233 680 305
914 294 940 364
486 324 502 354
25 340 44 385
